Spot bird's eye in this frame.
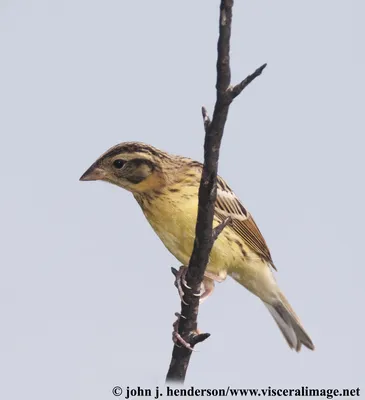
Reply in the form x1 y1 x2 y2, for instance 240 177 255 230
113 159 125 169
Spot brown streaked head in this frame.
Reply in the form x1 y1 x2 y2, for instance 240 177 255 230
79 142 171 193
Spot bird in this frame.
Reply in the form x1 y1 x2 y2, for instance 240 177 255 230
80 141 314 351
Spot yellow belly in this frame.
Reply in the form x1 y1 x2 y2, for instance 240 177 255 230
138 188 245 278
136 187 277 301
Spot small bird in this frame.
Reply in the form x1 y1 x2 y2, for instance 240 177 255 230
80 142 314 351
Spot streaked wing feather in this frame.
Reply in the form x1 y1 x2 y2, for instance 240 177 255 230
215 176 276 269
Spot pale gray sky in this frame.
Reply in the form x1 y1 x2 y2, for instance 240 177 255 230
0 1 364 399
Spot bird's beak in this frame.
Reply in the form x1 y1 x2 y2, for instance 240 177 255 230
79 163 106 181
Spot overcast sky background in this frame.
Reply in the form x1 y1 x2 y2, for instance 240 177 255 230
1 1 364 399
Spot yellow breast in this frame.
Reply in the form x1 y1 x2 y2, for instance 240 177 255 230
137 184 247 280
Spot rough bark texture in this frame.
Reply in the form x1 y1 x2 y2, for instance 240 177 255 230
165 0 266 383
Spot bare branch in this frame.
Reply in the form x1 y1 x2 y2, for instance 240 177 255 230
166 0 266 383
190 332 211 346
212 216 232 241
230 63 267 99
201 106 211 132
216 0 233 94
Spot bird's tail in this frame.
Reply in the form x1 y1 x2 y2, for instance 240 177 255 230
265 291 315 352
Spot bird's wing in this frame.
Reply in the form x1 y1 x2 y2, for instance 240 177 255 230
215 176 276 269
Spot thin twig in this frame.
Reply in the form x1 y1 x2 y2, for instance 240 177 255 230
212 216 232 241
201 106 211 132
166 0 266 383
230 63 267 99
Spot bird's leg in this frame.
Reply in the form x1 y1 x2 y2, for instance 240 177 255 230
172 270 213 350
172 312 199 351
174 266 216 305
173 266 190 305
193 277 215 303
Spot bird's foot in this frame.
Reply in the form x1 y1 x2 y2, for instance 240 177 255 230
193 277 215 303
173 266 191 305
172 266 216 305
172 312 199 351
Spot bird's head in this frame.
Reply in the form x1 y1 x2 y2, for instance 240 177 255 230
79 142 173 193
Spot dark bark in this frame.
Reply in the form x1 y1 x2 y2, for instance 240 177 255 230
165 0 266 383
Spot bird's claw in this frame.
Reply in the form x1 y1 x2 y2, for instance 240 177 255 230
174 266 190 305
193 286 205 297
182 280 191 290
172 312 196 351
173 266 214 304
173 332 194 350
